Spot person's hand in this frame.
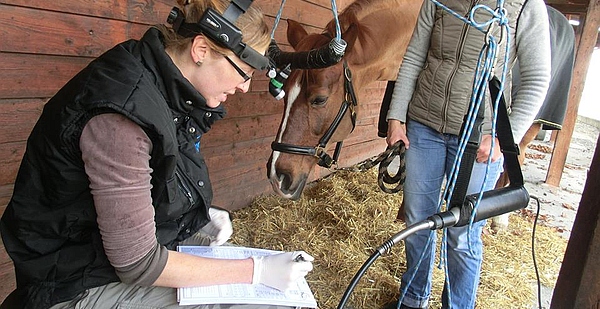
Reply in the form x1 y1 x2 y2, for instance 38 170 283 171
251 251 314 291
477 134 503 163
200 207 233 246
386 119 410 149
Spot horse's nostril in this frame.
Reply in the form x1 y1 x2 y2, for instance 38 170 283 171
278 172 293 191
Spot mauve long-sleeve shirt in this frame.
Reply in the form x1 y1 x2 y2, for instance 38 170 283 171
80 113 168 285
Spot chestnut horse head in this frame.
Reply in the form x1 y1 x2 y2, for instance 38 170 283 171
267 0 421 200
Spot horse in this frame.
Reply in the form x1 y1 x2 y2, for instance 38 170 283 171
267 0 422 200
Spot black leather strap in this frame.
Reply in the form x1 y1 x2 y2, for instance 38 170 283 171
448 93 486 208
489 77 524 186
449 76 525 209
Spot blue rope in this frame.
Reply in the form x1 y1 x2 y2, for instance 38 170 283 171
429 0 509 33
270 0 286 39
398 232 435 308
330 0 342 41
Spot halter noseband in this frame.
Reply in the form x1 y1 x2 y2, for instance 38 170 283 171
271 61 358 168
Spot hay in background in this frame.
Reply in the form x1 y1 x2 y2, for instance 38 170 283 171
230 169 567 309
478 208 567 308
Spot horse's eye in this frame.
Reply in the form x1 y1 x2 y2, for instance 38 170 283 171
311 96 327 106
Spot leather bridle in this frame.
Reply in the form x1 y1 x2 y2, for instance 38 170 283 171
271 61 358 168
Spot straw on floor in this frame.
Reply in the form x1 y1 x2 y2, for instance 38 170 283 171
230 168 567 309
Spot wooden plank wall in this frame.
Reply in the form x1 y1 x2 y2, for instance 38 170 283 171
0 0 389 302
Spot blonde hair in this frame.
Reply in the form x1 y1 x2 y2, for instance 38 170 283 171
158 0 270 56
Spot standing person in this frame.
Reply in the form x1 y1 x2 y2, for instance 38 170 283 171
0 0 313 308
384 0 551 308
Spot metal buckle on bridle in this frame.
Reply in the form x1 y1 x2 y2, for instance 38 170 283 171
343 62 358 130
343 62 354 103
344 62 352 83
316 146 336 168
314 146 326 157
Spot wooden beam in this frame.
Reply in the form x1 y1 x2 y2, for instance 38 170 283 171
548 3 589 14
546 0 599 186
546 0 591 14
551 135 600 308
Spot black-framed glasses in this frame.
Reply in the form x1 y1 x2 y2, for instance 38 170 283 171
224 56 252 82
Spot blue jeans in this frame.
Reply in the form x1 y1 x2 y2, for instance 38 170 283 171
399 120 503 309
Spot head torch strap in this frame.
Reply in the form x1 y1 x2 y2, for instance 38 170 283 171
223 0 254 21
221 0 269 70
167 0 269 71
235 43 270 70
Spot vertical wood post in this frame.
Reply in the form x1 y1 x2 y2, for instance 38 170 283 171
546 0 599 186
551 133 600 308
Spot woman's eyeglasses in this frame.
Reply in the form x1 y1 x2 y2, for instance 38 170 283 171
224 56 252 82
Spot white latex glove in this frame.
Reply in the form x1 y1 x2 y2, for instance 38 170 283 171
251 251 314 291
200 207 233 246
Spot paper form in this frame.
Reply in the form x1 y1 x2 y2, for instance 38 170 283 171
176 245 318 308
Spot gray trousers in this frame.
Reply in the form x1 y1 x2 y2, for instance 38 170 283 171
50 282 296 309
51 233 297 309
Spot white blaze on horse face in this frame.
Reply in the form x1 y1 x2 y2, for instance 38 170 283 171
277 81 301 143
268 80 302 185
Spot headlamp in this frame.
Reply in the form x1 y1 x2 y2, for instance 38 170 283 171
167 2 269 71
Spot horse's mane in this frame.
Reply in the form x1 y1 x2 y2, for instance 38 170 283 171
323 0 411 51
315 0 419 78
325 0 407 31
338 0 392 19
324 3 370 48
324 13 368 41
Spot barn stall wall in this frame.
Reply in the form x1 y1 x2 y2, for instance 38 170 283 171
0 0 389 300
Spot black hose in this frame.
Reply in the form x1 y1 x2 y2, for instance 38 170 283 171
337 250 381 309
337 220 435 309
268 39 346 70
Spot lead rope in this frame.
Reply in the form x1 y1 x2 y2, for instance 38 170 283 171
337 141 406 193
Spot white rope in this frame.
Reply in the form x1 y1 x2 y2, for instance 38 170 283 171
270 0 343 41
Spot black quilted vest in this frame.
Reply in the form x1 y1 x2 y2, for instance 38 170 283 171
0 28 225 308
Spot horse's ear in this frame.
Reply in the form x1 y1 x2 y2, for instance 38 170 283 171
286 19 309 50
341 23 360 51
